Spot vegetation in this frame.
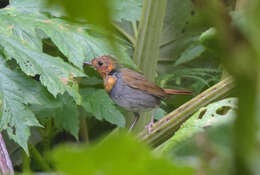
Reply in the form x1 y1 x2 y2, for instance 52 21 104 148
0 0 258 174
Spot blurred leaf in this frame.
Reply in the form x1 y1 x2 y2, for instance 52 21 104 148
110 0 142 22
52 133 194 175
0 56 48 153
80 88 125 128
199 27 221 55
160 0 208 60
47 0 111 29
157 98 237 158
174 44 206 66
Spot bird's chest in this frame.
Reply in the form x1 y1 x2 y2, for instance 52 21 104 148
107 72 160 112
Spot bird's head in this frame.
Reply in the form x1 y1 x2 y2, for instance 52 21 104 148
85 55 117 78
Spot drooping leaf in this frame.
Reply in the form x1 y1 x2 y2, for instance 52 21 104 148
30 93 79 139
80 88 125 128
52 133 194 175
0 56 50 153
54 94 79 139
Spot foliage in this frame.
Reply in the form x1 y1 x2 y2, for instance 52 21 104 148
52 133 194 175
0 0 259 175
0 0 135 151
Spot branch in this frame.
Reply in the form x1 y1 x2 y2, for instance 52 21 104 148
0 133 14 174
138 77 234 147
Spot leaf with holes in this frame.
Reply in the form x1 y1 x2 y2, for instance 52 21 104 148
156 98 237 156
0 27 85 104
1 2 136 69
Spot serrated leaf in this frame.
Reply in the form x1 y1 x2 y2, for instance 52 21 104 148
0 56 48 153
0 29 85 104
30 93 79 139
174 44 206 66
80 88 125 128
54 94 79 139
52 133 194 175
1 2 136 69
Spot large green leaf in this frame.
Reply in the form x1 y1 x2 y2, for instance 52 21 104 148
52 133 194 175
0 56 50 153
1 1 136 70
80 88 125 128
0 29 84 104
156 98 237 159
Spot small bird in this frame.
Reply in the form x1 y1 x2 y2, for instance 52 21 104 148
85 55 192 131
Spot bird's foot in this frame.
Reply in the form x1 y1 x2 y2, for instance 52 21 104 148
145 118 154 134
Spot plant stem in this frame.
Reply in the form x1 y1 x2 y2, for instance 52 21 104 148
79 117 89 143
0 133 14 174
113 23 136 46
132 0 167 132
131 21 138 39
138 77 234 147
29 145 51 171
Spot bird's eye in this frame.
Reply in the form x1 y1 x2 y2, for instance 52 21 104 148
98 61 103 66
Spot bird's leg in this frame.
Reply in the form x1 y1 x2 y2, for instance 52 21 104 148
128 112 140 132
145 109 158 134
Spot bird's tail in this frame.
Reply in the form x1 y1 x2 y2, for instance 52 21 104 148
164 89 193 95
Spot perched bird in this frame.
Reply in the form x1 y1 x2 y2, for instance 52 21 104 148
85 55 192 131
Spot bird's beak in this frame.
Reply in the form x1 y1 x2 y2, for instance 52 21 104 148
84 61 92 65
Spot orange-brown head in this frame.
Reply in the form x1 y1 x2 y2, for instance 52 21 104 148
86 55 117 78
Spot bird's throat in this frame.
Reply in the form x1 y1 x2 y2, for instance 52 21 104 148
104 75 117 92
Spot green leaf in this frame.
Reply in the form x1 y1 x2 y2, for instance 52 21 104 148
54 94 79 139
80 88 125 128
0 56 48 153
0 30 84 104
1 2 136 69
174 44 206 66
110 0 142 22
52 133 194 175
160 0 208 60
156 98 237 157
30 93 79 139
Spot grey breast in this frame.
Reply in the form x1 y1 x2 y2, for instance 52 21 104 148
109 71 161 112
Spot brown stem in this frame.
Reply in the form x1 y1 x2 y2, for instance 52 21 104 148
0 133 14 174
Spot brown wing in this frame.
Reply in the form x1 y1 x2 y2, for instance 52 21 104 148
120 68 167 98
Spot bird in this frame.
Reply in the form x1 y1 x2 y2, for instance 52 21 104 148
84 55 192 132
